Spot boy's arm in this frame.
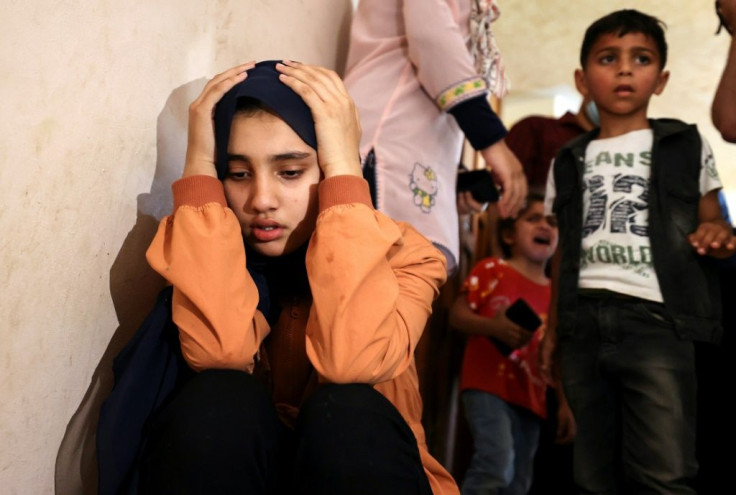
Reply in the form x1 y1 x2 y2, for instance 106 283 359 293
448 293 533 349
713 0 736 142
688 189 736 258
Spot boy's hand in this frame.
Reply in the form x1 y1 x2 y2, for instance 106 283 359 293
537 324 557 386
555 394 576 445
479 140 528 218
688 221 736 258
183 62 255 178
276 60 362 178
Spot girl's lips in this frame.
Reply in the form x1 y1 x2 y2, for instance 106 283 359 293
252 226 284 242
250 220 284 242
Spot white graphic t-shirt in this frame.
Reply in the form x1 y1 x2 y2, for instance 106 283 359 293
544 128 721 302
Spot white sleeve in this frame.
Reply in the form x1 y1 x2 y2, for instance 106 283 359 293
699 134 722 195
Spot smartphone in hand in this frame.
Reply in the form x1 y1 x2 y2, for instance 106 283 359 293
456 169 500 203
492 298 542 356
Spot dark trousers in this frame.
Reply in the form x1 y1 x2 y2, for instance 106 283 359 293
559 295 698 495
138 369 432 494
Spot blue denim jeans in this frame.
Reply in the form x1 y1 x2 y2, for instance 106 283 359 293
461 390 541 495
560 295 698 494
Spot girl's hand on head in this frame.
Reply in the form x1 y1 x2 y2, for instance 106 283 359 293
183 62 256 178
276 60 362 178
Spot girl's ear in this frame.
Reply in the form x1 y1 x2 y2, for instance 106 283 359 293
500 227 515 250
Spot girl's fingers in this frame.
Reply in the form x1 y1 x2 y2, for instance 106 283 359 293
207 62 255 89
277 61 346 102
193 62 255 107
281 60 344 94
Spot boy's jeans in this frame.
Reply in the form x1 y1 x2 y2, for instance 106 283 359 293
461 390 541 495
560 294 698 494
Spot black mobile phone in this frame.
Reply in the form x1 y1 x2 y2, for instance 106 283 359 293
492 298 542 356
456 169 500 203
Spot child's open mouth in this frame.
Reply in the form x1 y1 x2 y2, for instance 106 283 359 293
533 235 551 246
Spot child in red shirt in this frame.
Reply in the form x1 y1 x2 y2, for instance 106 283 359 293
450 195 570 495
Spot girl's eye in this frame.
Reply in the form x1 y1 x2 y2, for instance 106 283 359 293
227 170 251 180
279 169 303 179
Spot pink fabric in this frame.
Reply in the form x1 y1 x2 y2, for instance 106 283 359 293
345 0 490 267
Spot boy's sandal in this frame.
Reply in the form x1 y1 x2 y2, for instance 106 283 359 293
716 1 734 35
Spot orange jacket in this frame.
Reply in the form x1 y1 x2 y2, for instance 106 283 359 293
146 174 458 494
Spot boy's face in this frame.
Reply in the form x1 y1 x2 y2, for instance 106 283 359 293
223 111 321 257
575 32 669 122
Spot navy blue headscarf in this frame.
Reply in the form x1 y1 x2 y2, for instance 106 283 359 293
214 60 316 323
213 60 317 179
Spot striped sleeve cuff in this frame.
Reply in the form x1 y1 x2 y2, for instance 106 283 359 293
172 175 227 210
436 76 489 111
318 175 373 212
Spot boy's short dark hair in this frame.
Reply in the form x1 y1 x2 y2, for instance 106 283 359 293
497 193 546 259
580 9 668 69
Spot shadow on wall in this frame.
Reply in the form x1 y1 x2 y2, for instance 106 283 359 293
54 79 206 495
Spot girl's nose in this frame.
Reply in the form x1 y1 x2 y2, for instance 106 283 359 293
250 176 278 212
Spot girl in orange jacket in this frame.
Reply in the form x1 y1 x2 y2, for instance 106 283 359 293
140 60 458 494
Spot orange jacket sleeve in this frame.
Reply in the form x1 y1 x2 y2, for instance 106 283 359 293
145 175 269 372
306 176 447 384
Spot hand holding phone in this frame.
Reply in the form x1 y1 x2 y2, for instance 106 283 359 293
492 298 542 356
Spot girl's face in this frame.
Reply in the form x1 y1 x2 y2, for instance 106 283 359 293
505 201 559 263
223 111 321 257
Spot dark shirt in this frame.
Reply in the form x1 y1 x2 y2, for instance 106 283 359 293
505 112 587 190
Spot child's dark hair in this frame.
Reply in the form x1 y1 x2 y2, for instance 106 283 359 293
580 9 668 69
497 193 546 259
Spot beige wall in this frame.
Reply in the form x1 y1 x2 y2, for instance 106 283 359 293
0 1 352 493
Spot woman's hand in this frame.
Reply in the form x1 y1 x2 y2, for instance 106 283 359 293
183 62 256 178
479 140 528 218
276 60 362 178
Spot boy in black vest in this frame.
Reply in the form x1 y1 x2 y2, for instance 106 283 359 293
538 10 735 494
